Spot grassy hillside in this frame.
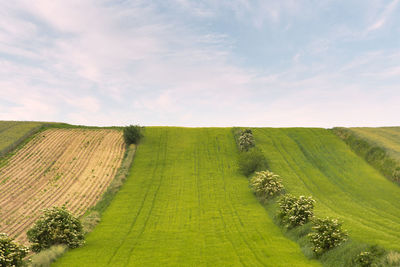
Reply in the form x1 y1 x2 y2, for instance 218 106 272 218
0 121 44 156
253 128 400 251
348 127 400 161
55 127 318 266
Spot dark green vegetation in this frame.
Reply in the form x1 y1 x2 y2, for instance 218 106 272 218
333 127 400 183
55 127 318 266
253 128 400 252
27 206 85 253
0 121 44 156
123 125 143 145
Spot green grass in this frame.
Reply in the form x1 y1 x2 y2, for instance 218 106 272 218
348 127 400 161
54 127 318 266
253 128 400 251
0 121 44 156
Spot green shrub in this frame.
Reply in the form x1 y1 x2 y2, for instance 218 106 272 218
27 206 85 253
238 130 255 151
123 125 143 145
308 217 348 255
238 147 267 176
0 233 28 267
353 245 385 267
250 170 284 199
278 194 315 228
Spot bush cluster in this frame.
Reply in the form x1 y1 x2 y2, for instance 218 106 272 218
238 129 255 151
123 125 143 145
352 245 385 267
308 217 348 256
0 233 28 267
250 170 284 199
278 194 315 228
238 148 266 176
27 206 85 253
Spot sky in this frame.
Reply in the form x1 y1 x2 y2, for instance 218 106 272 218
0 0 399 127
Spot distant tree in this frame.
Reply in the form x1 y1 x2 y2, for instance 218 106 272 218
27 206 84 253
0 233 28 266
123 125 143 145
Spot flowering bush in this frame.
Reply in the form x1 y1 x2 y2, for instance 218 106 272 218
278 194 315 228
308 217 348 255
0 233 28 267
250 170 284 199
238 130 255 151
27 206 85 252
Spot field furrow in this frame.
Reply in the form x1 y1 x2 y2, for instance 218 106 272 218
253 128 400 251
0 128 125 243
54 127 318 266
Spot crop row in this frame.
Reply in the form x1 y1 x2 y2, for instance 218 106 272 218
0 128 125 244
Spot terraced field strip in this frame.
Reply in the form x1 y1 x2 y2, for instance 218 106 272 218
349 127 400 161
0 121 44 155
253 128 400 251
0 128 125 244
55 127 318 267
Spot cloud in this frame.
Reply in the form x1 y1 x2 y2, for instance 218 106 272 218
0 1 399 127
367 0 399 32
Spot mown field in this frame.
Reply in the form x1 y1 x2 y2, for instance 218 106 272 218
348 127 400 161
55 127 319 266
253 128 400 251
0 128 125 243
0 121 44 156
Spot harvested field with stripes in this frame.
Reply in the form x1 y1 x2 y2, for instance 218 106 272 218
0 128 125 244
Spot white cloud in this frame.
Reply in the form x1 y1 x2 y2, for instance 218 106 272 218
0 1 399 127
367 0 399 32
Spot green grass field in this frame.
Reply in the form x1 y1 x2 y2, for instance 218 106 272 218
0 121 44 155
349 127 400 161
253 128 400 251
54 127 318 266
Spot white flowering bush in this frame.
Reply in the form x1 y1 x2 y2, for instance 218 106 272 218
27 206 85 252
278 194 315 228
238 130 255 151
308 217 348 255
0 233 28 267
250 170 284 199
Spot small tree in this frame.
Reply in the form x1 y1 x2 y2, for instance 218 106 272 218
250 170 284 199
308 217 348 255
0 233 28 267
278 194 315 228
238 131 255 151
123 125 143 145
27 206 85 253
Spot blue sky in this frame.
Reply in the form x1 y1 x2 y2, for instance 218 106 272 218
0 0 399 127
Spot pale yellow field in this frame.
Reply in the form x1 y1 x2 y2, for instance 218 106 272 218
0 128 125 244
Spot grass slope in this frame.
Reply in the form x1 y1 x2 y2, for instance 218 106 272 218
253 128 400 251
0 121 43 156
55 127 318 266
348 127 400 161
